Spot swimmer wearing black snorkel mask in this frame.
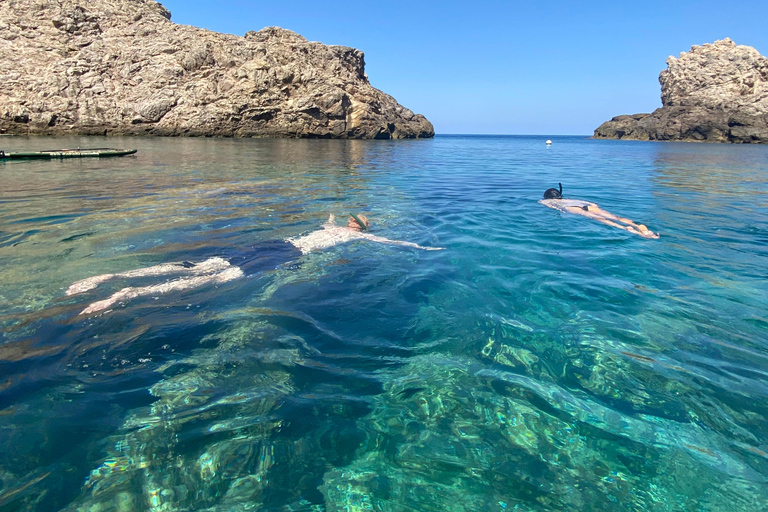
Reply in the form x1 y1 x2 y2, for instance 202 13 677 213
543 183 563 200
540 183 659 239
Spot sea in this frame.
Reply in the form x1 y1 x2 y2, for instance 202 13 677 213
0 134 767 511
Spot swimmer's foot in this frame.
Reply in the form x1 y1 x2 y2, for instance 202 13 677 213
629 224 660 239
66 273 116 296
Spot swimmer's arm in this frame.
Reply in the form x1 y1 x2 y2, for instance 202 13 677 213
359 233 444 250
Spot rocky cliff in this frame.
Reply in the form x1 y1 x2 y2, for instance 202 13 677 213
594 39 768 143
0 0 434 139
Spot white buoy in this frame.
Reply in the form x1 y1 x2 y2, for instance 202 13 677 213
546 139 552 145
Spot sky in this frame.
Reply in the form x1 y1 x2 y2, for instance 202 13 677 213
159 0 768 135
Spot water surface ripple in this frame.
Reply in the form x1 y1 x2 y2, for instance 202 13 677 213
0 135 767 511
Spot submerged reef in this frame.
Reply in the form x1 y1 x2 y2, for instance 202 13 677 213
0 0 433 139
594 39 768 143
58 305 768 511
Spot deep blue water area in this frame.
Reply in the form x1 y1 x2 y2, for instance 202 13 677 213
0 134 767 511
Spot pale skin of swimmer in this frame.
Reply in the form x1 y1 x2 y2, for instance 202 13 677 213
540 199 660 239
66 215 443 315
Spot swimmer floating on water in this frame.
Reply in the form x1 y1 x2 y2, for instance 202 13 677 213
540 183 659 239
67 214 443 315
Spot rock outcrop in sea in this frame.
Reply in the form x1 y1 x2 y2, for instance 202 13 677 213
594 39 768 143
0 0 434 139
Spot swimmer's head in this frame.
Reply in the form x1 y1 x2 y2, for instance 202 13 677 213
348 213 370 231
543 182 563 199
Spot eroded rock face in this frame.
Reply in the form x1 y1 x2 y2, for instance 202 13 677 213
594 39 768 143
0 0 434 139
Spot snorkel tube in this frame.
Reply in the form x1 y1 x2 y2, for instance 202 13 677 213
349 212 368 231
558 182 563 197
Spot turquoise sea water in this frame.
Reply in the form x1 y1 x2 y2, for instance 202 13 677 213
1 135 767 511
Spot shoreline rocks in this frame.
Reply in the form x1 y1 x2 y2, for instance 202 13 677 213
0 0 434 139
594 39 768 143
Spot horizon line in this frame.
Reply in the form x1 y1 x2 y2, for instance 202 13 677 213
436 133 592 137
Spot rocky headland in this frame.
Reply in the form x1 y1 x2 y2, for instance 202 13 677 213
0 0 434 139
594 39 768 143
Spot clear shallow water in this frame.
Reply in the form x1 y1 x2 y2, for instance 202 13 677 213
0 135 767 511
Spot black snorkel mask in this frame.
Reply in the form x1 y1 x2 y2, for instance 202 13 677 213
543 183 563 199
349 212 368 231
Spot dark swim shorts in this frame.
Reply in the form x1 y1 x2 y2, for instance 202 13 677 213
228 240 302 276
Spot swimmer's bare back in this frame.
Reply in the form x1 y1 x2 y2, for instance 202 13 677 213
286 214 444 254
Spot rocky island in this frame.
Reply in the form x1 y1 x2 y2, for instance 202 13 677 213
0 0 434 139
594 38 768 143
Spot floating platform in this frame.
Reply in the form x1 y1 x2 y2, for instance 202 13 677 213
0 148 137 159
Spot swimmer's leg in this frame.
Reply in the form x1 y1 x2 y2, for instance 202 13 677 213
592 217 659 238
600 215 658 237
564 205 658 238
66 273 116 296
67 257 232 296
79 266 244 315
587 206 644 228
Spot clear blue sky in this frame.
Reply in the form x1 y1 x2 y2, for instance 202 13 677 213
160 0 768 135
